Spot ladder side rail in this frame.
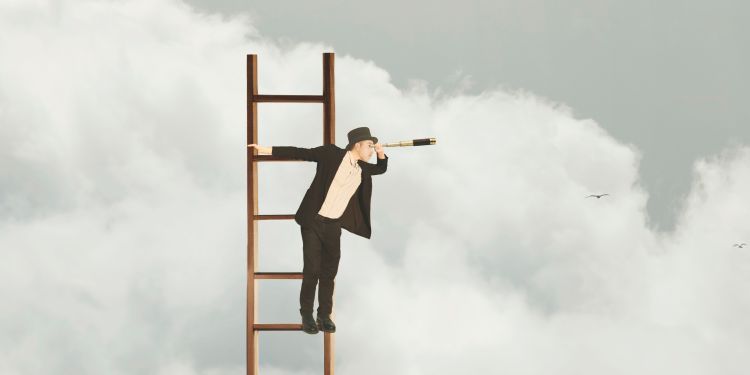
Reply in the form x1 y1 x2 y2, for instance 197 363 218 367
246 54 260 375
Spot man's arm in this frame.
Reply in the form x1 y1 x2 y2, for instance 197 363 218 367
360 148 388 175
248 144 326 162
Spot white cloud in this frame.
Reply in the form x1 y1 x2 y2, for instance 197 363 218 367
1 0 749 374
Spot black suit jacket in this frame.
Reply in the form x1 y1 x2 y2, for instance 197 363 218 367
271 144 388 239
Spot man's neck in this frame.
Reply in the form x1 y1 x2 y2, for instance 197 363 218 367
347 150 360 162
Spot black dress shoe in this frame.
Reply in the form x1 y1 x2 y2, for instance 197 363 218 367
300 311 319 334
316 314 336 333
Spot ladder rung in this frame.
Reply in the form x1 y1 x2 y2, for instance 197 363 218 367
251 155 305 162
254 324 303 331
255 272 303 279
252 95 324 103
254 214 295 220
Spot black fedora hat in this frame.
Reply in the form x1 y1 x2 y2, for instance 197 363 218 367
346 126 378 149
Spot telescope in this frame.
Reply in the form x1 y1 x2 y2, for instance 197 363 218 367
381 138 436 147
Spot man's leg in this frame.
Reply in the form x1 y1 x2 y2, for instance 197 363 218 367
317 223 342 316
300 223 323 315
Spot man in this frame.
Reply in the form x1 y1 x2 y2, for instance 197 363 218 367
247 126 388 334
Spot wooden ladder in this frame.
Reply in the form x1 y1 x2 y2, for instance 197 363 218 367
246 52 337 375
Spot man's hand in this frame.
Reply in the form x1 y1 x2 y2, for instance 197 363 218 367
247 144 272 155
374 143 385 159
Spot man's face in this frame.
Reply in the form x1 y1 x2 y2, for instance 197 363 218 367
355 140 374 160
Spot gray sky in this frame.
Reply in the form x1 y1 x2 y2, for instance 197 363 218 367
187 0 750 232
1 1 750 374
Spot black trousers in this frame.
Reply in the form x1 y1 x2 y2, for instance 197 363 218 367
299 213 342 316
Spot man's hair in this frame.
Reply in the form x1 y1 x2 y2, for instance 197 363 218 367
345 142 355 151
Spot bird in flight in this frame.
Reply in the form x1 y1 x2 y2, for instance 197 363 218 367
586 194 609 199
733 243 747 248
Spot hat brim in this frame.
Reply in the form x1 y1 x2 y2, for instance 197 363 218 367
347 136 378 148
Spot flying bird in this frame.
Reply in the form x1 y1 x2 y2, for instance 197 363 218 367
586 194 609 199
733 243 747 248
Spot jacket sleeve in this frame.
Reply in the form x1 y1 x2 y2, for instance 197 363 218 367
360 154 388 175
271 145 327 162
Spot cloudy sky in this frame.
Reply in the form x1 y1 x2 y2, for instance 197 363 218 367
1 0 749 374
